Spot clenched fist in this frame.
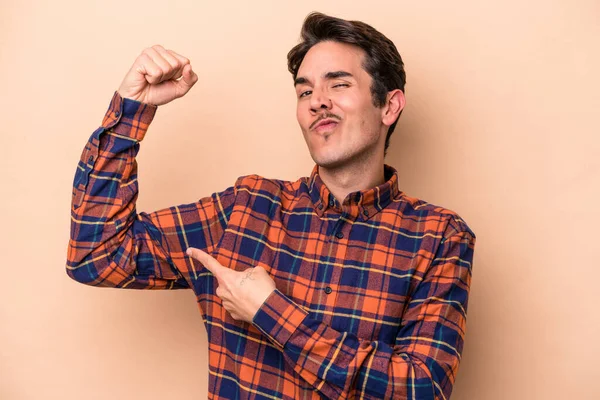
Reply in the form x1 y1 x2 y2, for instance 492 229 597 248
117 44 198 106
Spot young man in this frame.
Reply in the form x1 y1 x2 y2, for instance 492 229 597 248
67 12 475 400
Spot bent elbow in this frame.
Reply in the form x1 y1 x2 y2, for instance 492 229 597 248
65 260 102 286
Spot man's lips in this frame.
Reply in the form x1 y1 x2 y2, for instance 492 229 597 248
312 118 339 133
315 121 338 133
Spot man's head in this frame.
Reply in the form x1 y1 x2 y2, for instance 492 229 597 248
288 12 406 168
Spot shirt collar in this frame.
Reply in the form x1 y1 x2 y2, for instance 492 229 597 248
308 163 401 221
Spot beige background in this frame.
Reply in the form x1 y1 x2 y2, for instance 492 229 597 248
1 0 599 399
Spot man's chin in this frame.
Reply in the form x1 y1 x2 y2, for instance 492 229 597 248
311 153 348 170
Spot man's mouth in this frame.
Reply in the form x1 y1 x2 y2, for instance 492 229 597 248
314 121 338 134
313 118 338 133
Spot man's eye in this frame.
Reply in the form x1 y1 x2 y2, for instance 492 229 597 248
299 90 312 98
333 84 349 88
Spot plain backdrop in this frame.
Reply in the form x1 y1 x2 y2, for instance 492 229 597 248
1 0 599 399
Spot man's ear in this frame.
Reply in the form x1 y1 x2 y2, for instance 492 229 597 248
381 89 405 127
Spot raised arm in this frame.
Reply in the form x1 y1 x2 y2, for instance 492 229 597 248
65 45 233 290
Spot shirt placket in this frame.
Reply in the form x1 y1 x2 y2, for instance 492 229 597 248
317 195 352 325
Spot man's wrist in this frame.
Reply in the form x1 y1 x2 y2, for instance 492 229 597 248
101 90 158 141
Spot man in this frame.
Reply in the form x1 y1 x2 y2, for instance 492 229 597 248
67 12 475 400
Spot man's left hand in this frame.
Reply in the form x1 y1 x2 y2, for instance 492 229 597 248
186 247 276 323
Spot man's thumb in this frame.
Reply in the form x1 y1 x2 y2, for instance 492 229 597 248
178 63 198 90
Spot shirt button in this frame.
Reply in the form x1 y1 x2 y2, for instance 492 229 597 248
329 198 335 207
335 231 344 239
324 286 332 294
363 209 369 216
115 111 120 117
88 155 94 163
317 203 323 210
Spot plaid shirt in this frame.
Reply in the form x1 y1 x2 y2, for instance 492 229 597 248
67 91 476 400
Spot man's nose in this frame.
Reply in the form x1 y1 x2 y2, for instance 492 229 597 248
309 88 332 112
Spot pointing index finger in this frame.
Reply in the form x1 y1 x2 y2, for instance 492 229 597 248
186 247 225 277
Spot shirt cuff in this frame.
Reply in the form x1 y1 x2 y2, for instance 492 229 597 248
101 91 158 142
252 289 309 348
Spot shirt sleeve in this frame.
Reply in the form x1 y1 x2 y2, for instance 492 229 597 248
252 219 475 400
66 91 237 290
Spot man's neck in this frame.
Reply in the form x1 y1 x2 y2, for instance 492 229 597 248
318 156 385 204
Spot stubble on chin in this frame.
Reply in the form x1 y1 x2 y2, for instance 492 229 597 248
312 146 352 170
317 139 380 172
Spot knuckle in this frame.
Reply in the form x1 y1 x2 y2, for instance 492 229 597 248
172 51 190 65
150 66 162 77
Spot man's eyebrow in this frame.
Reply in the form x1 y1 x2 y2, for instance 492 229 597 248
324 70 353 80
294 77 309 86
294 71 354 87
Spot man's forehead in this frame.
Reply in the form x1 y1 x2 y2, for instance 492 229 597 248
296 42 366 80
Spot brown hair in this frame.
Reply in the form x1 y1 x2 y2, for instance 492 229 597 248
288 12 406 156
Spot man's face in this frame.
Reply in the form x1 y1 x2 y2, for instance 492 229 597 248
295 40 386 169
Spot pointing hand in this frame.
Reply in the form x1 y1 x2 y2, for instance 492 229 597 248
186 247 276 323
